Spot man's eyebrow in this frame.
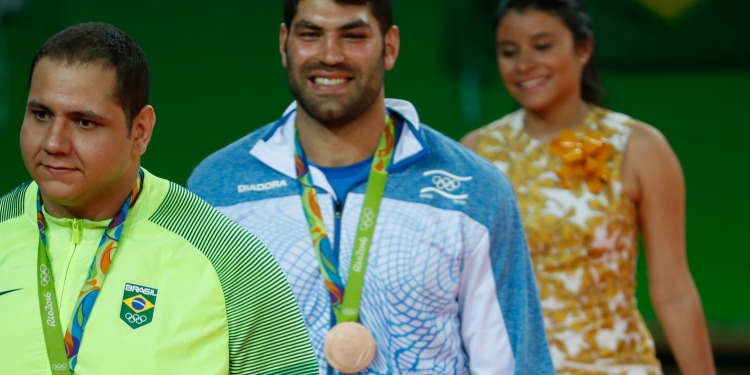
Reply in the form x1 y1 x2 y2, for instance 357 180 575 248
26 100 104 120
294 20 324 31
26 100 51 112
68 110 105 120
339 19 370 31
293 19 371 32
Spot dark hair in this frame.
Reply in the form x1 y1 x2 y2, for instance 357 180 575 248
494 0 603 105
284 0 393 37
29 22 150 129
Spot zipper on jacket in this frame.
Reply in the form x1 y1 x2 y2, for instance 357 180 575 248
60 218 83 305
71 218 82 245
334 199 343 220
332 198 343 262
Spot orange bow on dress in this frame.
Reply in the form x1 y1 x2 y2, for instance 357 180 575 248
550 129 613 194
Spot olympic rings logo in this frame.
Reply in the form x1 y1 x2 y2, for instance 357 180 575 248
341 308 358 317
125 313 148 325
432 175 461 192
51 363 68 371
39 264 51 286
359 208 375 231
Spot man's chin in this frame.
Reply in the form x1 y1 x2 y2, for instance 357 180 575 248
37 180 80 202
300 101 355 127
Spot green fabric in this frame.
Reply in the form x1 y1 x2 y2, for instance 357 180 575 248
0 169 318 375
1 24 9 131
443 0 750 75
0 0 26 130
587 0 750 67
443 0 497 85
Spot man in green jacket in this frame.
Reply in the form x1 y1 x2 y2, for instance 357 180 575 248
0 22 317 375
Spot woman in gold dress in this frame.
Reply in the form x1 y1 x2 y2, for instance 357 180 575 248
461 0 715 374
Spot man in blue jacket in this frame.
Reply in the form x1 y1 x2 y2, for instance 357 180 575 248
189 0 553 373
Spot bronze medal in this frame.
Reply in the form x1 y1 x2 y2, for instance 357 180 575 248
323 322 376 374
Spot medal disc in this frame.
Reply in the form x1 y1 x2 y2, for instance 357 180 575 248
324 322 376 373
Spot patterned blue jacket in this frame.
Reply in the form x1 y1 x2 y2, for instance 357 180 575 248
188 99 554 375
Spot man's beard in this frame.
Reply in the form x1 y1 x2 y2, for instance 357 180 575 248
286 53 386 127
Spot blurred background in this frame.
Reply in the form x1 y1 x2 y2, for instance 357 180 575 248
1 0 748 372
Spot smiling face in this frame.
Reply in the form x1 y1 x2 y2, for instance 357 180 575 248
496 8 591 115
20 58 152 220
280 0 398 127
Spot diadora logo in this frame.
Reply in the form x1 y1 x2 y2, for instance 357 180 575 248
120 283 158 329
419 170 472 204
237 179 288 193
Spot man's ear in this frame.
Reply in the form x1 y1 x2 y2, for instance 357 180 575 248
280 23 289 68
130 105 155 157
384 25 400 71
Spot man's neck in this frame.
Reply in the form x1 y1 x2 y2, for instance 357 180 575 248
40 168 141 221
295 101 388 167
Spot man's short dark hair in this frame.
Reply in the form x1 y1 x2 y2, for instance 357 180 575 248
284 0 393 36
29 22 150 129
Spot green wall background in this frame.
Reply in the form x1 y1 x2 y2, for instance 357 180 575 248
2 0 748 353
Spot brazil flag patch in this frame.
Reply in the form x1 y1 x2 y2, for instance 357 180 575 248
120 283 158 329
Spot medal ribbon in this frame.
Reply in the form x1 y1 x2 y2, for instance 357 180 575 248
295 115 396 323
36 169 143 374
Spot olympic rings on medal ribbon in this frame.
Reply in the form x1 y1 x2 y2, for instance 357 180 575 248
51 363 68 371
359 208 376 231
39 264 51 286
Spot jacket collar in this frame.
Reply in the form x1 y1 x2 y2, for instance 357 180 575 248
249 99 427 184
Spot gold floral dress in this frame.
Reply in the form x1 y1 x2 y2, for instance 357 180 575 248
473 106 662 374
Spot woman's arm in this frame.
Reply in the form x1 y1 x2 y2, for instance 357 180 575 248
624 123 716 375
